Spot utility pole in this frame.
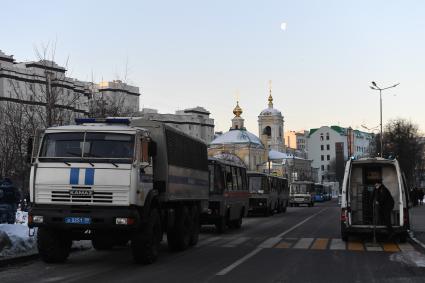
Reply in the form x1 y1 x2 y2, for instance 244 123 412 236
369 81 399 157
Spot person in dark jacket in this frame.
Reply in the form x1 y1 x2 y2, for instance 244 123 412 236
372 181 395 236
418 188 424 206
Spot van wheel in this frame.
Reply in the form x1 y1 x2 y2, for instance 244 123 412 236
38 228 72 263
189 205 200 246
131 208 161 264
168 206 192 251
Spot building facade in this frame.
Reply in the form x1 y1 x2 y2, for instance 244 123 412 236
307 125 373 183
138 106 215 143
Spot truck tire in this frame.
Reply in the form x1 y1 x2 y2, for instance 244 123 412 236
92 237 113 250
131 209 161 264
190 205 200 246
167 206 192 251
38 228 72 263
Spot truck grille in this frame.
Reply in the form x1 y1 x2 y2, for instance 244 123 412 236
51 191 113 203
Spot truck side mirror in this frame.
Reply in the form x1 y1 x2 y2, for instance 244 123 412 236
149 141 157 157
26 137 33 163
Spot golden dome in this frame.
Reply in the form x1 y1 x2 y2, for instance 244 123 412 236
233 101 243 117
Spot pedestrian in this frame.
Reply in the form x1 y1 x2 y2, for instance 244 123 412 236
372 180 395 238
411 188 418 206
418 188 424 206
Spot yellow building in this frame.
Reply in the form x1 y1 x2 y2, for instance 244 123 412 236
208 101 267 171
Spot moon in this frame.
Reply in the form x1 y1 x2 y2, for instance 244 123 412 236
280 22 287 31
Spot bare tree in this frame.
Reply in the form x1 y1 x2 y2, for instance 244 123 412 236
376 118 424 187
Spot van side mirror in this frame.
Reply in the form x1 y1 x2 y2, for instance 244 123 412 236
149 141 157 157
26 137 33 163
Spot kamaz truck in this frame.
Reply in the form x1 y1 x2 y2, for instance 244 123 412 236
28 118 209 263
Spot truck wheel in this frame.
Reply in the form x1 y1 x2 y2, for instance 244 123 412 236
131 209 161 264
92 237 113 250
38 228 72 263
190 205 200 246
168 206 192 251
215 215 227 233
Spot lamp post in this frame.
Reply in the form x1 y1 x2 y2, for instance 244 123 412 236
369 81 399 157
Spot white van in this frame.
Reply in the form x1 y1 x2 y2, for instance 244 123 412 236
340 158 410 242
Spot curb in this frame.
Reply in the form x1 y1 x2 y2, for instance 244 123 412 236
408 230 425 250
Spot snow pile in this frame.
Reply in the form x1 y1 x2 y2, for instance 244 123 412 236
0 223 38 259
15 210 28 224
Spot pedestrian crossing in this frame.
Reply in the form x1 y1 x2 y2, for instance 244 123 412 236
197 235 416 253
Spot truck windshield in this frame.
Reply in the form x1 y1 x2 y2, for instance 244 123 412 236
39 132 135 163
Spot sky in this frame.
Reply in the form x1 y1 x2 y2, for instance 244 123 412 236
2 0 425 134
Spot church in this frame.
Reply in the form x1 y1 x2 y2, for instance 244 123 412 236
208 85 287 172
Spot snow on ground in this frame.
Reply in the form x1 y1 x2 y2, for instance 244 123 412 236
0 210 93 260
0 223 38 259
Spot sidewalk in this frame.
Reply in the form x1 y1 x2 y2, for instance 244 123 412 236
410 204 425 246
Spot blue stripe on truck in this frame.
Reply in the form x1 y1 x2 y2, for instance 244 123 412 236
85 168 95 185
70 168 80 185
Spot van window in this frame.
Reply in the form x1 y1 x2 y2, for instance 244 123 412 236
226 166 233 191
236 167 243 191
232 167 238 190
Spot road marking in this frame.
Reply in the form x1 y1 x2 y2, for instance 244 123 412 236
275 241 292 249
259 237 282 248
398 242 415 252
222 237 250 248
216 208 328 276
348 241 364 251
382 242 400 252
293 238 314 249
311 238 329 250
329 238 346 250
365 242 383 252
216 247 263 276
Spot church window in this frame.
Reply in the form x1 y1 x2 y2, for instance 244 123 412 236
262 126 271 137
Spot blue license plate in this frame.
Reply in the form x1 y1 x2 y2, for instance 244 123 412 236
64 217 91 224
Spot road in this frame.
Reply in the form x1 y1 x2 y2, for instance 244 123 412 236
1 200 425 283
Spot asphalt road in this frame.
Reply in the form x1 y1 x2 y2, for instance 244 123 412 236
1 200 425 283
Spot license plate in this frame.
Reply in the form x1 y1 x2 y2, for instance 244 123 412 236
295 198 304 201
64 217 91 224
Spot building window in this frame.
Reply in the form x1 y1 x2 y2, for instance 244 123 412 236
327 165 330 170
327 155 330 161
326 133 330 140
321 165 324 171
321 155 324 161
327 144 330 150
320 134 324 141
321 145 324 151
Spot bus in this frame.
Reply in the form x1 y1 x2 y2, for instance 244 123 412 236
289 181 315 207
269 176 289 213
248 172 278 216
201 157 249 233
313 183 325 202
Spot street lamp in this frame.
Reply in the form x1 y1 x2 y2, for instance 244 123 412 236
369 81 400 158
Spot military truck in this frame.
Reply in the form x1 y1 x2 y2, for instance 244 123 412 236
28 118 209 263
